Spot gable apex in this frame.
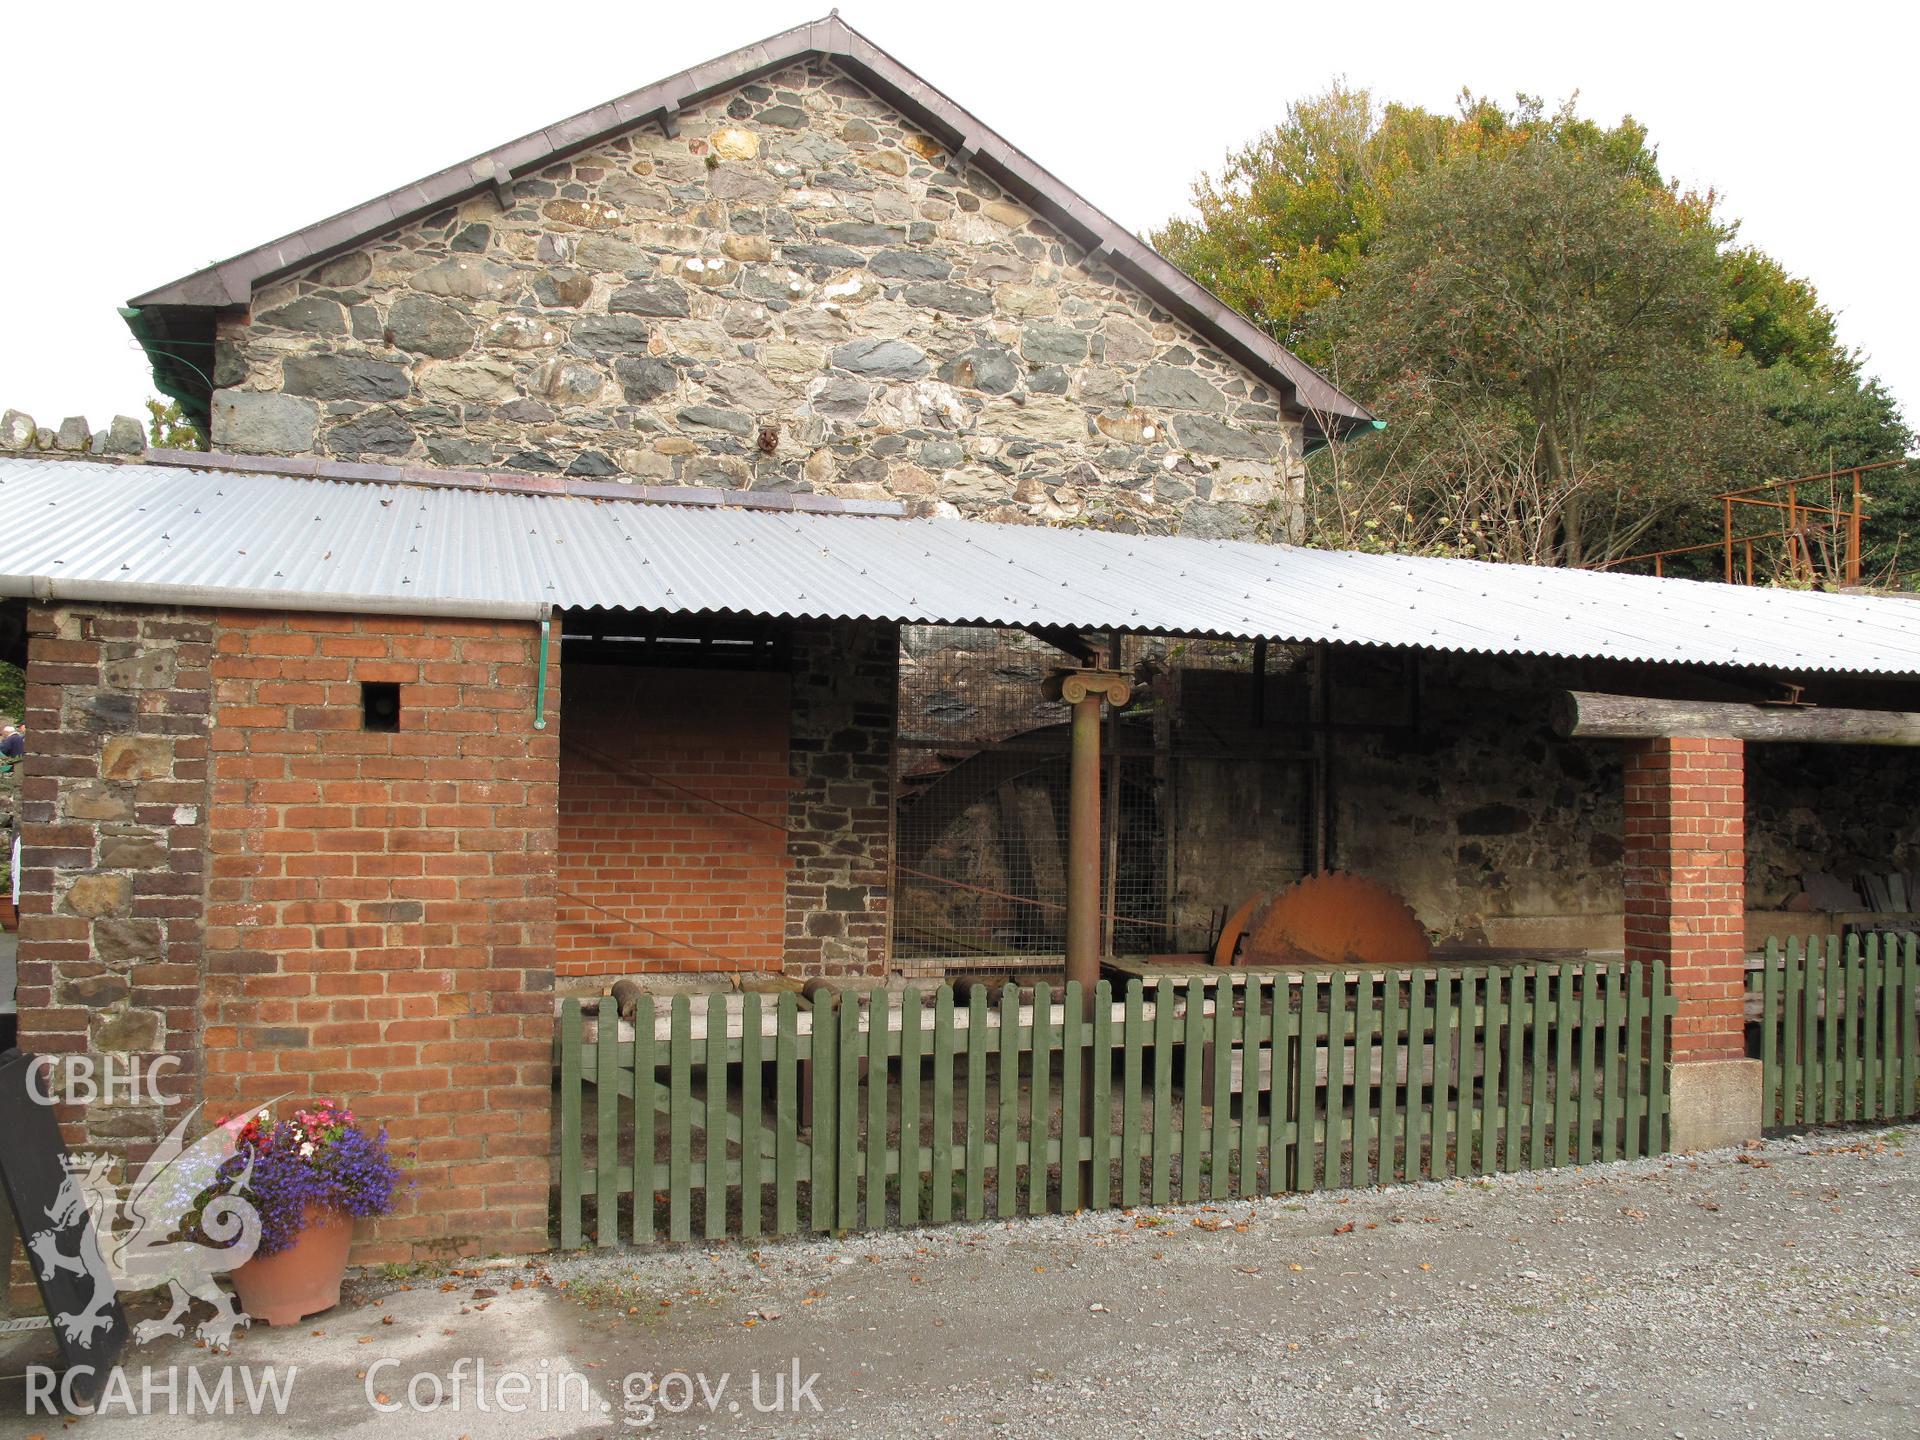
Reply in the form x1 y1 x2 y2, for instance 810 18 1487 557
126 14 1370 440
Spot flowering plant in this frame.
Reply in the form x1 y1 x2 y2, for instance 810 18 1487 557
207 1099 405 1256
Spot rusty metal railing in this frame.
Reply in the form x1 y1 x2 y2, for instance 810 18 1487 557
1602 458 1910 585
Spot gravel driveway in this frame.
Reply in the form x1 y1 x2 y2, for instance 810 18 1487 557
539 1124 1920 1437
4 1126 1912 1437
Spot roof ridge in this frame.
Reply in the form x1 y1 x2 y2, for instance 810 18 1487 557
123 15 1371 437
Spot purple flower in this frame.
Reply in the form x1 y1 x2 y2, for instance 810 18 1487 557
202 1108 407 1256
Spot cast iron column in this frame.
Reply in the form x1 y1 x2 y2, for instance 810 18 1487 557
1044 668 1133 997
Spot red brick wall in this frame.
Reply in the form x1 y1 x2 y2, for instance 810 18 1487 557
1624 736 1745 1063
557 666 789 978
203 611 559 1262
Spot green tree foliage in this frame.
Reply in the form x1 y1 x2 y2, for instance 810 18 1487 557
1155 88 1913 578
146 396 204 451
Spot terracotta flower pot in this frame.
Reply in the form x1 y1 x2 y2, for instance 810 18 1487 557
230 1203 354 1327
0 897 18 932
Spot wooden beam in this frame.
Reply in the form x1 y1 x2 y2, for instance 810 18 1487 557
1552 690 1920 745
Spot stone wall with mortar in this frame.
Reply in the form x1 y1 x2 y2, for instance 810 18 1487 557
786 620 897 978
210 61 1305 539
14 604 214 1160
1163 651 1920 952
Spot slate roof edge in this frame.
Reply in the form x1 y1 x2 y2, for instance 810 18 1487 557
123 13 1373 436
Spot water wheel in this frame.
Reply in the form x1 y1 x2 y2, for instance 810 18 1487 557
1234 871 1430 967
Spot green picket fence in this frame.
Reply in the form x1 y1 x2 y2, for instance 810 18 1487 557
1750 933 1920 1129
554 960 1673 1249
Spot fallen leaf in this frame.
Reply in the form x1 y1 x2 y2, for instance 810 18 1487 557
1333 1222 1355 1235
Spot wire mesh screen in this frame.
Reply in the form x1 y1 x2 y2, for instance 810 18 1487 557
895 627 1321 973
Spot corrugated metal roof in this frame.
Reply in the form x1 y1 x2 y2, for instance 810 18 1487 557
4 455 1920 675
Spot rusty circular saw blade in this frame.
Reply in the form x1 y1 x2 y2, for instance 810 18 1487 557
1239 871 1430 967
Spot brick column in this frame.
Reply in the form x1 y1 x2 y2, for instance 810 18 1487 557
1622 736 1759 1146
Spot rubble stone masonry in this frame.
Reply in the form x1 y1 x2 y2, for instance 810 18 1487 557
17 604 214 1158
209 61 1305 540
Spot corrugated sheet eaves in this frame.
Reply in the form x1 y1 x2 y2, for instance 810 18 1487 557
2 457 1919 676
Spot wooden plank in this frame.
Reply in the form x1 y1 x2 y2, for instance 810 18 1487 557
1406 970 1429 1184
740 993 763 1240
1325 974 1349 1190
1905 936 1920 1118
1529 964 1550 1169
1760 939 1781 1126
1122 980 1145 1207
703 1000 728 1240
668 996 692 1243
1354 974 1377 1186
837 994 862 1230
1843 934 1862 1123
1624 962 1646 1159
930 986 955 1225
1879 937 1900 1119
1551 690 1920 744
965 986 988 1221
899 987 923 1228
866 989 889 1231
1792 938 1813 1128
1577 963 1601 1165
1430 970 1454 1180
1863 940 1882 1123
1270 976 1296 1194
1482 967 1503 1175
1060 981 1084 1214
1210 974 1235 1199
998 984 1020 1219
1090 980 1115 1210
1648 961 1668 1155
1030 983 1053 1215
1380 973 1404 1185
1453 970 1477 1178
1502 967 1524 1170
810 994 838 1232
558 999 583 1250
1181 977 1205 1204
633 993 656 1244
1600 961 1624 1163
774 994 798 1237
1238 980 1263 1198
1552 964 1575 1168
595 997 620 1247
1294 975 1322 1193
1823 937 1842 1125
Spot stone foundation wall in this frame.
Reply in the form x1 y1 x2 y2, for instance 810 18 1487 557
210 61 1304 540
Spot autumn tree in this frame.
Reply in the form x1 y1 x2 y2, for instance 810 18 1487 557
1158 87 1912 576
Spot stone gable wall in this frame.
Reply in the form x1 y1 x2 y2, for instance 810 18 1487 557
212 62 1305 539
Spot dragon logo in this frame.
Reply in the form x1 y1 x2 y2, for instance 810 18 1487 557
26 1100 278 1349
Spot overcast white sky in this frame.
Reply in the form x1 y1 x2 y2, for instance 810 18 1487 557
3 1 1915 447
